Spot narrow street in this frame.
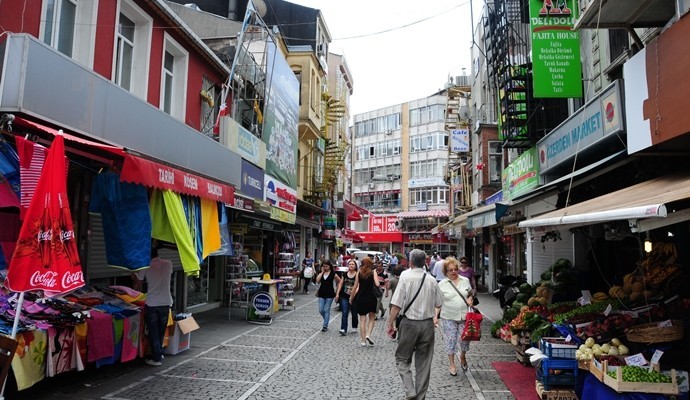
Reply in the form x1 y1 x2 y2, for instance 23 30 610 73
21 292 517 400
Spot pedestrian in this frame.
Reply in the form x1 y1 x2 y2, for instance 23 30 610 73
386 249 442 400
458 256 477 295
434 257 474 375
334 258 359 335
431 254 445 282
301 251 315 294
349 257 380 347
388 257 406 310
132 242 173 367
374 260 389 320
315 260 340 332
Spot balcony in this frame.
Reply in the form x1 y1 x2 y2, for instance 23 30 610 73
574 0 677 29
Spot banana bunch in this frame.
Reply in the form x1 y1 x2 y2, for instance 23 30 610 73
647 242 678 266
643 264 679 287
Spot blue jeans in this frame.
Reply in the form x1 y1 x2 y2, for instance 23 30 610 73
339 297 358 331
144 305 170 362
318 297 334 328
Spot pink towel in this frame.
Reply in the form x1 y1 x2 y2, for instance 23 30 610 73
47 327 75 377
120 312 140 362
86 310 114 362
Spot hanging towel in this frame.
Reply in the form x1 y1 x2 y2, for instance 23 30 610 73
210 204 233 256
0 140 20 198
150 189 200 277
15 136 47 219
96 315 124 368
73 322 88 371
200 197 221 259
86 310 114 362
120 312 140 362
89 172 151 270
47 327 75 377
11 329 47 391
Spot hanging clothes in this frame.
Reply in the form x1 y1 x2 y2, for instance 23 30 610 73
210 204 233 256
200 197 221 259
89 172 152 271
0 139 20 199
15 136 47 219
149 189 200 277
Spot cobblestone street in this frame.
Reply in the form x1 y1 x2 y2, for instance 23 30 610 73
23 292 517 400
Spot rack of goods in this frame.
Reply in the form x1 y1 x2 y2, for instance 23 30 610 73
276 275 295 310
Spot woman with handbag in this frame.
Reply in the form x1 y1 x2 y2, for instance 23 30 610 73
349 257 380 347
301 252 315 294
433 257 474 376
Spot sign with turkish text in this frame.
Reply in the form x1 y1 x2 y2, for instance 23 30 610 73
270 206 296 224
537 80 623 172
264 174 296 214
221 117 267 169
529 0 582 98
502 147 539 200
252 292 273 316
226 194 255 212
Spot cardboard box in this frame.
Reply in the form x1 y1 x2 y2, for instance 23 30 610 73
164 316 200 355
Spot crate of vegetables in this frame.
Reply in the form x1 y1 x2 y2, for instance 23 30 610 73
540 337 578 359
602 365 679 394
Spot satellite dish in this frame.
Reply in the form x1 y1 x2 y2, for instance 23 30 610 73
253 0 267 17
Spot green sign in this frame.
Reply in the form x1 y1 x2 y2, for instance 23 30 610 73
502 146 539 200
529 0 582 98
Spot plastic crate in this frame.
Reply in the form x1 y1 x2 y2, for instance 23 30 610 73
536 359 579 391
540 338 577 359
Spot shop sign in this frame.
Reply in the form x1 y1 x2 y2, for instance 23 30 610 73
226 194 255 212
270 206 296 224
323 215 337 229
264 174 297 214
405 233 434 243
369 215 399 233
221 117 266 169
248 218 279 231
450 129 470 153
228 223 248 234
502 147 539 200
408 177 446 188
537 80 623 173
252 292 273 316
241 160 264 200
529 0 582 98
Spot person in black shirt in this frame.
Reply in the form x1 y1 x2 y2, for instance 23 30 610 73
315 260 340 332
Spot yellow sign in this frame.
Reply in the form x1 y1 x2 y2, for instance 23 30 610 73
270 206 296 224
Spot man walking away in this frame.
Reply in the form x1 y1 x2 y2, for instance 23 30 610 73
431 254 445 282
386 249 442 400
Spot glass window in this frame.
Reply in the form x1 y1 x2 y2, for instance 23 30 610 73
115 13 135 90
160 34 188 120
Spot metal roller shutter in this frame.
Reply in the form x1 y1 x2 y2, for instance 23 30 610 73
528 229 574 284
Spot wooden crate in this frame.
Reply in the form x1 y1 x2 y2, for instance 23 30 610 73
535 380 579 400
600 365 679 395
516 349 531 366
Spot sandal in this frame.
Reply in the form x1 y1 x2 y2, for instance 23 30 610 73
449 366 457 376
461 363 468 372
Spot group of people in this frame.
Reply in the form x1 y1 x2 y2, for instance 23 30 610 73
306 248 478 400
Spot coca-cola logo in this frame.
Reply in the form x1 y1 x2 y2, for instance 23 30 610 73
59 229 74 242
38 229 52 241
62 270 84 288
30 270 58 288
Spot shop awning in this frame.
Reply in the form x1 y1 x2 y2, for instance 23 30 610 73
359 231 403 243
519 173 690 228
465 203 510 229
121 154 234 203
397 209 449 218
342 228 364 244
344 200 363 222
13 116 125 157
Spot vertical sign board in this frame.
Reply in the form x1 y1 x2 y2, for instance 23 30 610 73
450 129 470 153
530 0 582 98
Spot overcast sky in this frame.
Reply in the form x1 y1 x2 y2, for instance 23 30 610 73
285 0 478 117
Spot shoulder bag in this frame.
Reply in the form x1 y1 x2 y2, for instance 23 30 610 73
446 280 483 341
396 273 426 329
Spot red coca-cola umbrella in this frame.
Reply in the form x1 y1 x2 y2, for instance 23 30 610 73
5 132 84 333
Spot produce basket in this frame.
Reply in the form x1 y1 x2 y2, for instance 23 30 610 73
625 319 684 343
540 338 577 359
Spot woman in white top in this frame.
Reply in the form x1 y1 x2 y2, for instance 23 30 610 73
433 257 474 376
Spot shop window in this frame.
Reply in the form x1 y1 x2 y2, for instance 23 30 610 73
488 141 502 184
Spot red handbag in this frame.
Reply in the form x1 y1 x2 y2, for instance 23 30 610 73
461 307 483 341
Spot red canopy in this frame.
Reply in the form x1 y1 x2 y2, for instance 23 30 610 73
344 200 364 222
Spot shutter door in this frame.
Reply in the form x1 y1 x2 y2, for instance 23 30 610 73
528 229 573 284
87 214 184 279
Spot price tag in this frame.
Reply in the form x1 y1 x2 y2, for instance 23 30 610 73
650 349 664 364
603 303 612 316
621 310 639 318
580 290 592 305
625 353 648 366
565 334 572 343
657 319 673 328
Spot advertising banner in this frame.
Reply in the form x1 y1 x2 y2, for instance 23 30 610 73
529 0 582 98
502 147 539 200
264 174 296 214
241 159 264 200
263 39 299 188
450 129 470 153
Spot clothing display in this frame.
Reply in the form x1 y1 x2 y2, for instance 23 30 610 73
89 172 152 271
200 197 221 260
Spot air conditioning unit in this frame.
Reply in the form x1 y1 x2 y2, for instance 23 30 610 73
382 194 391 199
368 182 376 189
385 130 393 135
388 176 395 182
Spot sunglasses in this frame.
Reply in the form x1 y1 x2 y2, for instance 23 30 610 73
448 268 459 272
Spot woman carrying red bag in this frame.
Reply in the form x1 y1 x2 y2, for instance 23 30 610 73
433 257 474 376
